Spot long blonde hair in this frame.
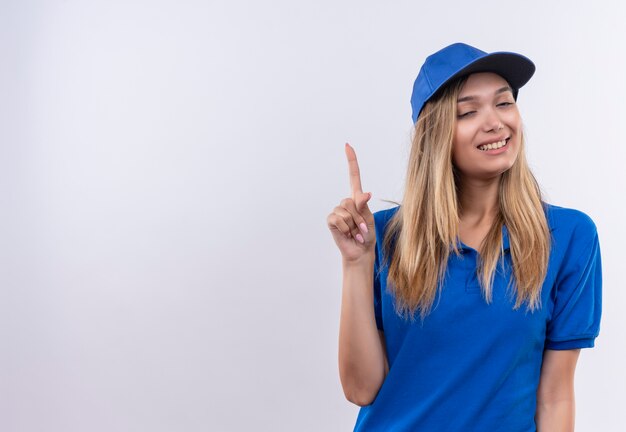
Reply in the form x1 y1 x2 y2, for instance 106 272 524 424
380 75 552 324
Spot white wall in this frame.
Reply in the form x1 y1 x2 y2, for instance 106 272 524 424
1 0 624 430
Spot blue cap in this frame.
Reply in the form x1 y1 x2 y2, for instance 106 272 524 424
410 42 536 124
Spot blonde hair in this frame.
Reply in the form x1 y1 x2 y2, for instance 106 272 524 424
379 75 552 324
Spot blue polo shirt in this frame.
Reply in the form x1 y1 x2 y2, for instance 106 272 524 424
354 202 602 431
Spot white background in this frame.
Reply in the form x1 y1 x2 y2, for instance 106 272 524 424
1 1 625 431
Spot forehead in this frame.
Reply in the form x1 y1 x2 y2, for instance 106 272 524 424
458 72 511 98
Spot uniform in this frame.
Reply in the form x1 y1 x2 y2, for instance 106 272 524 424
353 202 602 431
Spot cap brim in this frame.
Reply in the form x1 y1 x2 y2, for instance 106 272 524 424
433 52 536 98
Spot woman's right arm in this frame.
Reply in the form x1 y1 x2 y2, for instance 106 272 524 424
339 255 388 406
327 143 388 407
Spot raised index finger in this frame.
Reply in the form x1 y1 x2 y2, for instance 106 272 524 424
345 143 363 199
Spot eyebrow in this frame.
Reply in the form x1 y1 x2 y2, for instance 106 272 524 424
457 86 513 103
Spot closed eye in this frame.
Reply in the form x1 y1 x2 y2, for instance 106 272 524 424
458 102 514 118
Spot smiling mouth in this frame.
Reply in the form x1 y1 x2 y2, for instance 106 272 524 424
477 137 510 152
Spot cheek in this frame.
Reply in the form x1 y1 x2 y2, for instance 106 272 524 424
509 121 522 143
506 111 522 129
453 126 473 151
451 131 473 166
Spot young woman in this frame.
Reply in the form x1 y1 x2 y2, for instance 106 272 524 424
326 42 602 431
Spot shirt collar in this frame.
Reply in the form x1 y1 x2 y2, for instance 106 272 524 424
451 224 510 253
451 221 556 254
502 224 510 251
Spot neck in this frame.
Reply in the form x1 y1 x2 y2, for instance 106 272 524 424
457 175 501 225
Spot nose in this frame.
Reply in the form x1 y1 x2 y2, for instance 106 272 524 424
482 107 504 132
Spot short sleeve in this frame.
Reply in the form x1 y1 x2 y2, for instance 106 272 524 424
546 227 602 350
373 243 384 330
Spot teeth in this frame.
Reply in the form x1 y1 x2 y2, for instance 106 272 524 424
478 139 507 151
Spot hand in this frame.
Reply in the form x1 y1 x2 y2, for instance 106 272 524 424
327 143 376 263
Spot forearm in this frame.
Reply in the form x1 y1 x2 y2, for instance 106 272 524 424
535 398 575 432
338 255 386 406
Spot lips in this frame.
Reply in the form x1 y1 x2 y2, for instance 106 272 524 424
476 136 510 149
